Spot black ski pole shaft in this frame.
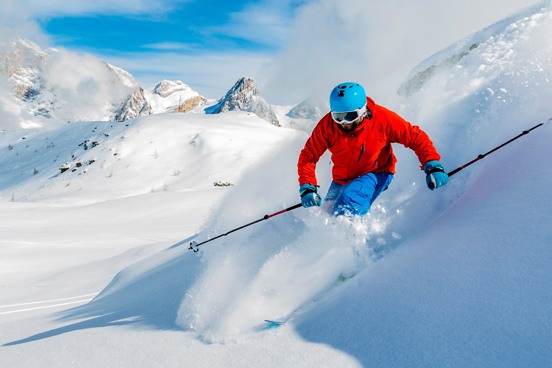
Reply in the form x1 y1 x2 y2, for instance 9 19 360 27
189 203 302 252
445 122 545 179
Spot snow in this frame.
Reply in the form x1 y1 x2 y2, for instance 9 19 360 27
1 3 552 367
147 80 200 114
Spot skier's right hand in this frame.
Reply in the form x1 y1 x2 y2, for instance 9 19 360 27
299 184 322 207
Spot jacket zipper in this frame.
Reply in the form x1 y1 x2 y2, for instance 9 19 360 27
357 143 365 162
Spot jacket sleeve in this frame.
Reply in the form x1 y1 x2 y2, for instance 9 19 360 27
297 117 331 186
384 108 441 169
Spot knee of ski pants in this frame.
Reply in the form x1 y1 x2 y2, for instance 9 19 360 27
331 172 393 216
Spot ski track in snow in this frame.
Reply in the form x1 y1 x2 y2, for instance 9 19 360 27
0 293 98 316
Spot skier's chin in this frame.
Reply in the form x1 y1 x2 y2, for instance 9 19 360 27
339 122 358 132
341 124 354 131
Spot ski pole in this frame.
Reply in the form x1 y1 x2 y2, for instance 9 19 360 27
430 121 546 188
189 203 303 252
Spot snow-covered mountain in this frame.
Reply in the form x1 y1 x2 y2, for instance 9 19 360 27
113 87 152 122
1 2 552 367
113 81 207 122
0 39 136 125
150 80 205 112
0 39 47 102
205 76 281 126
287 96 327 121
0 41 285 130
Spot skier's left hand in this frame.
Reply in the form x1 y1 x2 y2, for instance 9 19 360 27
299 183 322 207
424 160 449 190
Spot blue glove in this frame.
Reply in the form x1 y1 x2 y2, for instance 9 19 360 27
299 184 322 207
424 160 449 190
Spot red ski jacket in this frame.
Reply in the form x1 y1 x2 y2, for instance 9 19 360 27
298 97 441 186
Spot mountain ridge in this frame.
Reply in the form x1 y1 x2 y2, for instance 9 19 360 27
0 40 312 130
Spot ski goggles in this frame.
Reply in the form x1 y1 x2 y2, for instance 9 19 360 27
331 105 367 125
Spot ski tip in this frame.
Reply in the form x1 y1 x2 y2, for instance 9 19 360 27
263 319 287 329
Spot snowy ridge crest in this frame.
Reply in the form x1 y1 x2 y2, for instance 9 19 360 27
0 40 287 130
398 1 551 97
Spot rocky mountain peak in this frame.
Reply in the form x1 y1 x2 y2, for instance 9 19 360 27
114 87 152 122
1 39 47 100
205 77 280 126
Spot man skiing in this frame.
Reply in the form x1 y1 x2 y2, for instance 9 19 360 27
297 82 448 216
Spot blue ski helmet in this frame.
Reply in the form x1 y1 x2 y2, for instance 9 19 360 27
329 82 367 112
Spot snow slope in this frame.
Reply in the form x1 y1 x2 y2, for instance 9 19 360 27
1 2 552 367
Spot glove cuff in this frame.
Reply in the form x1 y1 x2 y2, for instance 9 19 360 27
424 160 445 174
426 166 445 175
299 184 318 197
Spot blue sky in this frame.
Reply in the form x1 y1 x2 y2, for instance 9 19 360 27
39 1 294 54
2 0 541 103
30 0 304 99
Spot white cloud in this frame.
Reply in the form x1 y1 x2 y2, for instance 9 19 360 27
21 0 191 17
1 0 49 45
211 0 299 47
142 42 195 52
261 0 541 105
0 77 25 131
42 48 134 121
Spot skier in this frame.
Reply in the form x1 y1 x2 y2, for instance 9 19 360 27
297 82 448 216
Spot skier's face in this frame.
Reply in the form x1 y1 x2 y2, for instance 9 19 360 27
332 106 367 132
338 117 362 132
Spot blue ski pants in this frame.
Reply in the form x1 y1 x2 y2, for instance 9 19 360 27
324 172 394 216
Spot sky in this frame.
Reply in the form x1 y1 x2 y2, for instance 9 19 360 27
1 2 552 365
0 0 542 103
